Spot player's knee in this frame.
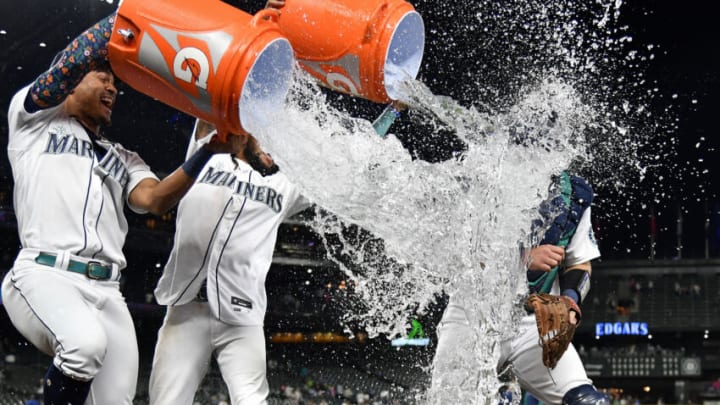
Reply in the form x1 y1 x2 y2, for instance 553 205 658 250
562 384 610 405
58 328 108 378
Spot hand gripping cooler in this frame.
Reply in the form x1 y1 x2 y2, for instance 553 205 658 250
277 0 425 103
107 0 295 138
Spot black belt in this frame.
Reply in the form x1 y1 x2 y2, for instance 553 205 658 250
35 252 113 281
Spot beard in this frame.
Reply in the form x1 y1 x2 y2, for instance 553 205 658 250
246 152 280 176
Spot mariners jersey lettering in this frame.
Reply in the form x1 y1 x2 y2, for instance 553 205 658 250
155 149 309 326
45 131 95 158
199 166 283 212
7 85 158 269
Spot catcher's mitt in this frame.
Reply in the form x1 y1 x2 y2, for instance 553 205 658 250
525 293 582 369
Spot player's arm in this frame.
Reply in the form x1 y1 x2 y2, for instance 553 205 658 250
184 118 218 159
25 13 116 112
559 261 592 305
558 261 592 325
265 0 285 9
129 133 247 215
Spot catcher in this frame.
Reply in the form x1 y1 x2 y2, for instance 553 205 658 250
431 172 610 405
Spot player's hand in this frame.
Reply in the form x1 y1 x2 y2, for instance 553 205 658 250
265 0 285 9
569 310 579 325
205 133 248 155
391 100 408 112
526 244 565 272
194 119 217 141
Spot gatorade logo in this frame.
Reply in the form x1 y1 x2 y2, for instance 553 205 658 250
301 54 362 97
174 47 210 89
139 25 233 112
326 72 359 95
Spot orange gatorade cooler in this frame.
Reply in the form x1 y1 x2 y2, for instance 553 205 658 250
107 0 295 137
277 0 425 103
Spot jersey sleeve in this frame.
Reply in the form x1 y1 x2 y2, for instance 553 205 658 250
122 149 161 214
287 194 312 217
274 173 311 217
564 207 601 266
7 86 62 157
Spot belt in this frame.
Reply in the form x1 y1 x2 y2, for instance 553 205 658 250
34 252 113 281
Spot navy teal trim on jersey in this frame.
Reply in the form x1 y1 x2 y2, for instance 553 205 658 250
89 175 108 260
215 170 252 322
527 172 593 294
170 197 233 306
27 13 115 112
76 153 97 257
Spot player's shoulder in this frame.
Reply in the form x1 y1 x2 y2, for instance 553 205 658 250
9 85 45 118
265 170 297 189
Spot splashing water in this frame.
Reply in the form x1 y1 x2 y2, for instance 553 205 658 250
250 0 670 402
255 72 593 402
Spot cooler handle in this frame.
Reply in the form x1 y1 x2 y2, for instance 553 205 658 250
252 8 281 26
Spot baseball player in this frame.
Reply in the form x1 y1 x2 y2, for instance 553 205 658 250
148 103 403 405
148 118 308 404
1 14 243 405
430 173 610 405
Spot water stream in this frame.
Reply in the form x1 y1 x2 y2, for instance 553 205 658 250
252 0 667 402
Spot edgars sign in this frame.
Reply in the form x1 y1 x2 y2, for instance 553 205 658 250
595 322 649 336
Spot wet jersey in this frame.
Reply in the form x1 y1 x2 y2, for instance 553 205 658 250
7 85 158 269
154 138 308 326
546 207 600 294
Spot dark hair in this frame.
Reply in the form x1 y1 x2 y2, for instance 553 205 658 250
93 60 114 76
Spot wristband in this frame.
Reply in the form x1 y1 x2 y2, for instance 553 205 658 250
181 145 214 178
561 289 580 305
559 268 591 304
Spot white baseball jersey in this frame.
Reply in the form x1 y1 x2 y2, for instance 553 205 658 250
7 85 158 270
154 137 308 326
431 208 600 404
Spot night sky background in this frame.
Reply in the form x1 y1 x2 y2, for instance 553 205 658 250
0 0 719 261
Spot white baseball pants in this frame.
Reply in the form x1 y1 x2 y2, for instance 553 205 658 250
149 301 268 405
431 301 592 404
2 260 138 405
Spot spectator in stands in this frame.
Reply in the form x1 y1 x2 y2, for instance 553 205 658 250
692 282 702 296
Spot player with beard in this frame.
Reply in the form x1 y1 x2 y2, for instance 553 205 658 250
148 118 308 405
